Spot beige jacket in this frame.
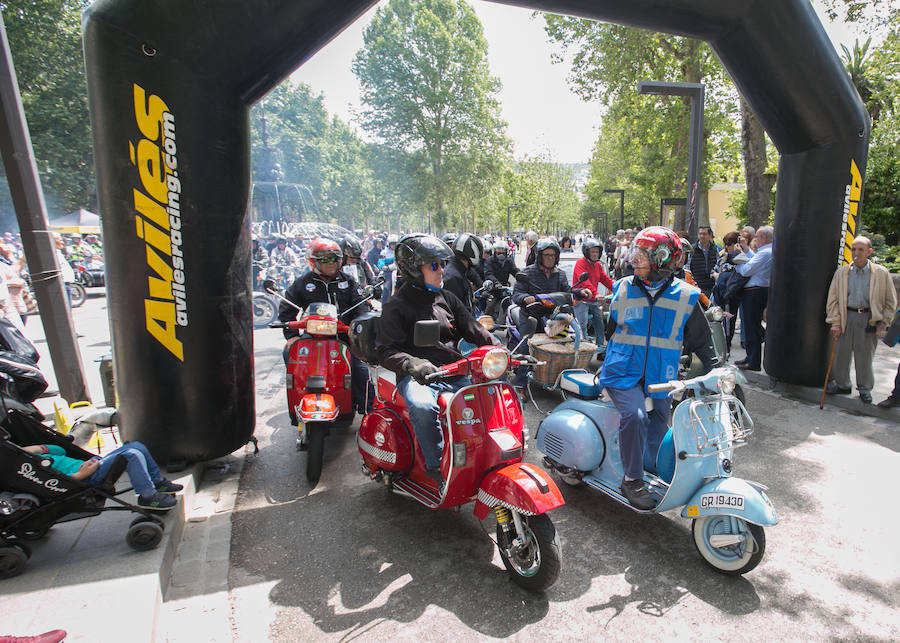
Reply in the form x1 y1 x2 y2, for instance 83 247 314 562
825 260 897 332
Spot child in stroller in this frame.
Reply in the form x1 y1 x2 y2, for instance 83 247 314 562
0 410 183 579
21 442 182 511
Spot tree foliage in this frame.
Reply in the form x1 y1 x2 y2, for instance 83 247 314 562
1 0 94 225
542 16 742 230
352 0 509 230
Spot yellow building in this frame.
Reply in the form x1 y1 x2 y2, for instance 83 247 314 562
705 182 745 241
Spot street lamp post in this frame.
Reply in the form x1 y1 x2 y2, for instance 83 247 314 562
506 204 521 239
603 189 624 230
638 80 705 242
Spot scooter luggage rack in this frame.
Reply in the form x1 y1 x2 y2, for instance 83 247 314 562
685 395 753 456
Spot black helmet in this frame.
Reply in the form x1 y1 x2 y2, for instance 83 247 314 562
440 232 458 246
451 233 484 266
535 238 561 267
395 234 452 287
582 238 602 261
339 235 363 259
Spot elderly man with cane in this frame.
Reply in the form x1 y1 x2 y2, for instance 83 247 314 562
824 236 897 404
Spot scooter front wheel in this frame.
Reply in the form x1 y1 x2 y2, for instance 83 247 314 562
692 515 765 575
496 513 561 591
306 427 325 483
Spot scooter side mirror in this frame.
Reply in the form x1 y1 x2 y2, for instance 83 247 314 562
413 320 441 347
574 272 589 287
523 316 538 338
262 279 276 292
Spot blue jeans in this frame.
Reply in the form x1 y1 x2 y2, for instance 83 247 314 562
397 374 472 470
84 442 162 497
574 300 605 346
605 385 669 480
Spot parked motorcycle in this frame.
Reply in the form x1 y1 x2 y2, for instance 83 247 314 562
70 257 106 289
351 316 565 591
536 367 775 575
269 279 380 482
0 318 47 423
252 262 278 329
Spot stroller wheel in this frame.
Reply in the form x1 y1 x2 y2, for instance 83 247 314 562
126 520 164 551
0 546 28 579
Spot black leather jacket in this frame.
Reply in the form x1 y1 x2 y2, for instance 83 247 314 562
376 281 493 377
279 270 368 339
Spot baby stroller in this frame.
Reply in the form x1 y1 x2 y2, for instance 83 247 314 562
0 409 166 579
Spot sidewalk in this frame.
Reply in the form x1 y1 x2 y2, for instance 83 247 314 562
0 298 245 642
726 335 899 422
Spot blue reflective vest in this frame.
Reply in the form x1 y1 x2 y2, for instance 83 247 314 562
596 276 700 398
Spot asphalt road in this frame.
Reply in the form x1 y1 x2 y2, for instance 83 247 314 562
229 321 900 640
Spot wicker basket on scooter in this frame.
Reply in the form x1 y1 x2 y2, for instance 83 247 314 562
527 333 597 387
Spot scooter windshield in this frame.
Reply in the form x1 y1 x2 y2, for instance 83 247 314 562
303 302 338 319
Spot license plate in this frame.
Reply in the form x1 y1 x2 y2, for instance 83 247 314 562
700 493 744 510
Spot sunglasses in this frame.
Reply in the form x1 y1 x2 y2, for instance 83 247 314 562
318 256 340 264
428 259 449 271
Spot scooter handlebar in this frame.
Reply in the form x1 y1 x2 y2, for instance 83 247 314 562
647 380 685 394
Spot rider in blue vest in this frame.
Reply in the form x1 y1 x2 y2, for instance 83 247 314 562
597 226 715 509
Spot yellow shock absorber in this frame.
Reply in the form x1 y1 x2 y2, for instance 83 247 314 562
494 506 511 525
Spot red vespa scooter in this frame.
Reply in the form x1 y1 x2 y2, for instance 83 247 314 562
268 280 380 483
350 316 565 591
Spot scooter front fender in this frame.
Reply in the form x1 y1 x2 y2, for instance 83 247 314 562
473 463 564 520
682 477 777 526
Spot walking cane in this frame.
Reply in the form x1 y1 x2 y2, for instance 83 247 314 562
820 333 838 409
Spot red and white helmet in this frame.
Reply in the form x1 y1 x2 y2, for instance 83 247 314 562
305 237 343 275
633 226 683 277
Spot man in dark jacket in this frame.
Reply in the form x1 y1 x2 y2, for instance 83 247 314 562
279 237 372 414
688 226 720 296
377 234 494 489
442 233 484 314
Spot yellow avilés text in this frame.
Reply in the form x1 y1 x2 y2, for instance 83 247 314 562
129 84 188 361
839 159 862 267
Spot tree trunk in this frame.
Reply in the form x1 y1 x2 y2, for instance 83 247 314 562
741 98 773 228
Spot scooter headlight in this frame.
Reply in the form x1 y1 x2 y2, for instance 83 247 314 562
707 306 725 322
481 348 509 380
307 319 337 335
718 370 736 395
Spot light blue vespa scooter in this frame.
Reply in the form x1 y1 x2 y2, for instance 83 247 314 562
535 367 776 575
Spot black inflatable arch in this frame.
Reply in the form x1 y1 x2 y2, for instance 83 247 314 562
83 0 869 462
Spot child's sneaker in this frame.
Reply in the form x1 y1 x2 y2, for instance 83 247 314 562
138 491 177 511
155 479 183 494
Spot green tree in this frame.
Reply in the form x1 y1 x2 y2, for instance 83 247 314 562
352 0 510 231
543 17 742 231
1 0 94 222
499 155 580 235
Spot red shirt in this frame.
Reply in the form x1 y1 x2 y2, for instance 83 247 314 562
573 257 614 298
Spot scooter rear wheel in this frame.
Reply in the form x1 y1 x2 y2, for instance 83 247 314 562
692 515 765 575
496 513 561 591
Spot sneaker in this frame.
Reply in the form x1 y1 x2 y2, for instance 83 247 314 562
424 467 445 494
876 396 900 409
859 391 872 404
620 479 655 510
826 382 852 395
138 491 177 511
155 479 183 494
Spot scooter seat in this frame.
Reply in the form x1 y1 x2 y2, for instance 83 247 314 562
560 371 601 399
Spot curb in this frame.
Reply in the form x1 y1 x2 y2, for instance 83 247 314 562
739 369 900 421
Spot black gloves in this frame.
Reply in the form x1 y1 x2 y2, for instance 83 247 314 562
406 357 440 385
